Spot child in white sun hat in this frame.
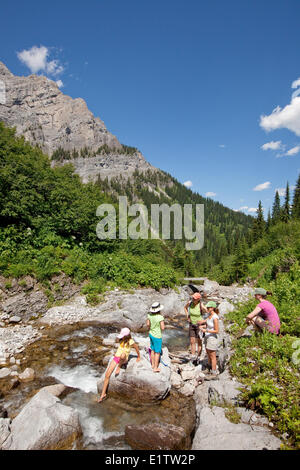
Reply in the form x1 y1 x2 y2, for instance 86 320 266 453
98 327 140 403
146 302 165 373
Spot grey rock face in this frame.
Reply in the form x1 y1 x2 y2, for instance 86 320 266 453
55 152 155 183
1 389 81 450
0 61 156 181
208 370 243 406
192 406 281 450
97 348 171 402
0 62 120 155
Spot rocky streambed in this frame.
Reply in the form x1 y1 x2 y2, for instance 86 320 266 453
0 279 282 450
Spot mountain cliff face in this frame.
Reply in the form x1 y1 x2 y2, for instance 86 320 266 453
0 62 154 181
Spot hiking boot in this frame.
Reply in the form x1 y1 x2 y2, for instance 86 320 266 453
204 371 219 381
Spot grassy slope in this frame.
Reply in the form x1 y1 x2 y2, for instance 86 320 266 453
215 221 300 448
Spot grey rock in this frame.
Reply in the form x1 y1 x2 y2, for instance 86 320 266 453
40 384 67 398
0 418 11 448
2 389 82 450
179 382 195 397
170 371 183 389
208 370 242 405
218 301 235 316
40 288 189 330
18 368 35 383
0 61 156 182
192 406 281 450
0 368 11 379
202 280 220 296
181 369 195 381
125 423 189 450
8 316 22 324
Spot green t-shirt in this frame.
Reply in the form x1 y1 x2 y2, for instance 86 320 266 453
189 302 203 325
148 313 164 338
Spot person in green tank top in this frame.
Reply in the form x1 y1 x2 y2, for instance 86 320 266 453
184 292 207 359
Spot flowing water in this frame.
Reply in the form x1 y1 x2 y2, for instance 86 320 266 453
1 318 190 449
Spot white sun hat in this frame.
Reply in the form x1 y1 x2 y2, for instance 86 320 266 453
149 301 164 313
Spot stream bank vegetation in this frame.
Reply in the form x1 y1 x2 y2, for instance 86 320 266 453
212 183 300 449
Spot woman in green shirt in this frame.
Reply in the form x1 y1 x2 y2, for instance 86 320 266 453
184 292 207 359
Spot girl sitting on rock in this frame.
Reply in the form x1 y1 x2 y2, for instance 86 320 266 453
199 301 219 380
147 302 165 373
98 327 140 403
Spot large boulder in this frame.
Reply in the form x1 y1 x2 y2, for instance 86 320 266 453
125 423 189 450
218 301 235 316
192 406 281 450
208 370 243 406
202 280 220 296
40 287 189 331
97 348 171 402
1 389 82 450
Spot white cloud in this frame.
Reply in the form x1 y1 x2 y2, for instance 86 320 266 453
261 141 282 151
285 145 300 156
219 144 226 148
17 45 64 77
260 97 300 137
253 181 271 191
248 208 257 213
46 59 64 76
183 180 193 188
205 192 217 197
55 79 64 88
239 206 249 211
17 45 48 74
291 77 300 89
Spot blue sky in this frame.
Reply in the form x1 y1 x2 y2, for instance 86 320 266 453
1 0 300 216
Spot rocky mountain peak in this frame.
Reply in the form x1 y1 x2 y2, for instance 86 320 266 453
0 62 155 180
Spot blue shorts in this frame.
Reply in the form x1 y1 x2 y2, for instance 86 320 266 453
149 334 162 354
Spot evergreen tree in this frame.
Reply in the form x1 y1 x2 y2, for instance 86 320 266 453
232 239 249 282
252 200 265 242
272 191 281 224
281 182 290 223
292 174 300 219
266 209 272 232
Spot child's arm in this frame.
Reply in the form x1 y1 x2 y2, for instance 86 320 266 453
133 343 141 362
160 320 165 331
146 319 150 330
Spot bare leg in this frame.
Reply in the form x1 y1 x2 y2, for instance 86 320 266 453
197 339 202 357
207 349 217 371
98 360 117 402
190 336 196 355
150 349 155 368
206 349 212 368
115 353 127 376
153 352 161 372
